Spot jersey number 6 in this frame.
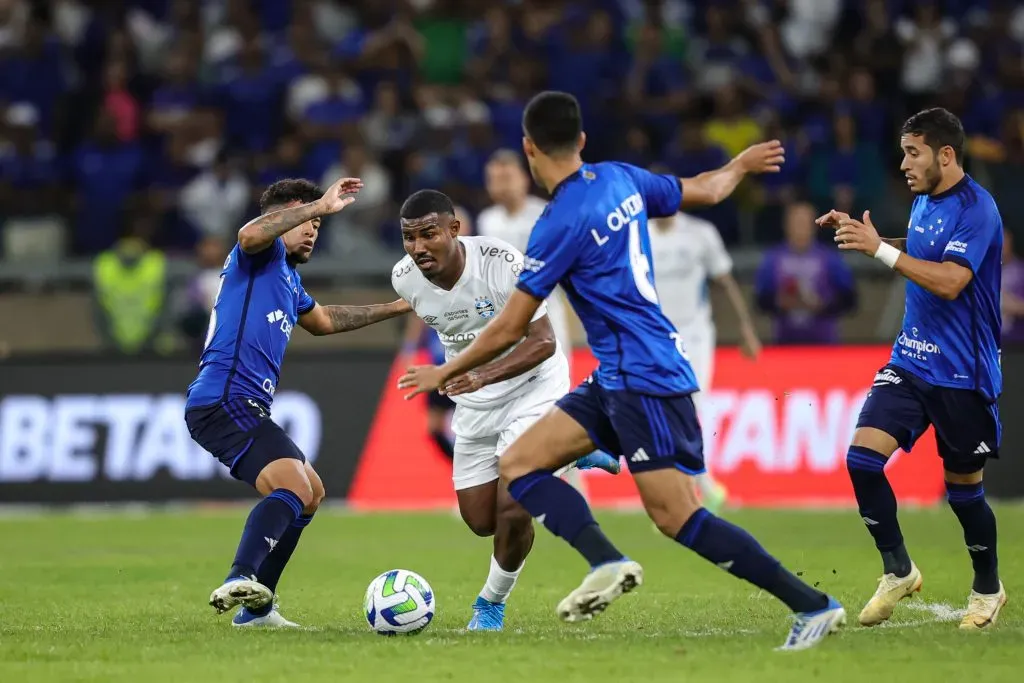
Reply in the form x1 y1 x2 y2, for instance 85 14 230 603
628 219 659 305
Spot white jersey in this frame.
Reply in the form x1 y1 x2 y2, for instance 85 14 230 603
392 235 568 411
649 213 733 337
477 197 573 353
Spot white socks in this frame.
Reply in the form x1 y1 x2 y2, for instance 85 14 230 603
479 555 524 604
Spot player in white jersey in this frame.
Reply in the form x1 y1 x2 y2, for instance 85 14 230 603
649 211 762 512
392 189 619 631
478 151 621 484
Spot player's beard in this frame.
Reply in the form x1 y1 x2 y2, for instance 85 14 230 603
917 158 943 195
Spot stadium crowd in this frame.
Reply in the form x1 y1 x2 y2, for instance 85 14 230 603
1 0 1022 259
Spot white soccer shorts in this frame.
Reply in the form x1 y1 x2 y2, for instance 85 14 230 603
450 375 569 491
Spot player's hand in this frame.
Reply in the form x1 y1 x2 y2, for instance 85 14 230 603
442 370 485 397
835 210 882 256
398 364 446 400
319 177 364 214
815 209 850 231
739 324 762 360
735 140 785 174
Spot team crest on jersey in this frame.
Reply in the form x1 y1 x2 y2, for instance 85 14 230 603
475 297 496 319
583 169 596 180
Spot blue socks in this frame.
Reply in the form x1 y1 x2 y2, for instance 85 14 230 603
676 508 828 613
846 446 911 576
228 489 303 581
508 471 625 567
947 481 1000 594
248 513 314 616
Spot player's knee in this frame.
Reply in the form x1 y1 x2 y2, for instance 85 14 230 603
462 510 496 537
496 496 532 534
649 505 694 539
305 482 325 515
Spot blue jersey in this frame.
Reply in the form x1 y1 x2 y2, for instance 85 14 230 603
186 239 316 409
892 175 1003 401
517 162 698 396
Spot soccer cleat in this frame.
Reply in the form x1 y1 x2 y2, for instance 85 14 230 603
466 596 506 631
959 582 1007 631
777 596 846 651
574 451 621 475
556 559 643 623
232 605 300 628
858 562 923 626
209 576 273 615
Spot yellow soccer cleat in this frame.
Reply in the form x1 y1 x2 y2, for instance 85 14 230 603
858 562 923 626
959 582 1007 631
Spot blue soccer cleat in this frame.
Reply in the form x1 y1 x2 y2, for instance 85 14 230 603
467 596 506 631
574 451 621 475
777 596 846 651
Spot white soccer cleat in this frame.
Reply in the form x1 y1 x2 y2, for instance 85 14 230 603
959 582 1007 631
209 576 273 615
777 597 846 651
858 562 923 626
556 559 643 623
232 605 301 628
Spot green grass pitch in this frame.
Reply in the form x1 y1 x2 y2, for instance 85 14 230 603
1 506 1022 682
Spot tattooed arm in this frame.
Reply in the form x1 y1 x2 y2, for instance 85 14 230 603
299 299 412 336
237 177 363 254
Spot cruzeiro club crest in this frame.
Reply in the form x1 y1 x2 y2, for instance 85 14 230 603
475 296 496 319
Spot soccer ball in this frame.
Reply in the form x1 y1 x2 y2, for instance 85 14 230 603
364 569 435 635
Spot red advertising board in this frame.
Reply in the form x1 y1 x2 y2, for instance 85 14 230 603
348 346 945 510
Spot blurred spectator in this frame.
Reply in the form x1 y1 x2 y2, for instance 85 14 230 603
0 103 60 217
896 1 957 105
667 118 740 244
320 142 391 248
178 235 229 354
0 0 1019 261
92 217 170 355
1001 227 1024 345
1 13 67 135
755 201 857 344
70 110 144 254
808 111 886 216
101 58 140 143
180 151 250 242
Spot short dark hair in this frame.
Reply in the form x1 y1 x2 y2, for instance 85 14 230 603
522 91 582 155
400 189 454 219
259 178 322 213
900 108 965 165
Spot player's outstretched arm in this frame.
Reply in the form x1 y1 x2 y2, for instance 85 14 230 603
237 177 363 254
298 299 411 336
443 314 557 397
679 140 785 208
398 290 542 399
713 273 762 359
834 210 973 301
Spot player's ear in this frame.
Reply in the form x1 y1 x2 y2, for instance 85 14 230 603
522 136 535 159
449 219 460 237
577 131 587 153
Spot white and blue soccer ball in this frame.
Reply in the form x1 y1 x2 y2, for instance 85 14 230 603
364 569 435 636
